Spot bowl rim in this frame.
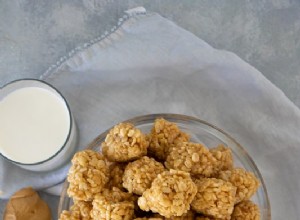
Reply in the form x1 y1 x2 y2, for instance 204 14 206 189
58 113 271 219
0 78 74 166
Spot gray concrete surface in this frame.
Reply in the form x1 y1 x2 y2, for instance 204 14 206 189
1 0 300 219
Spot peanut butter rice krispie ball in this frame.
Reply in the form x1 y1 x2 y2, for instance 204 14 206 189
231 200 260 220
59 200 92 220
123 156 165 195
90 187 135 220
165 142 217 177
138 169 197 218
218 168 260 203
67 150 109 201
148 118 189 161
191 178 236 219
210 145 233 174
102 123 149 162
107 162 126 190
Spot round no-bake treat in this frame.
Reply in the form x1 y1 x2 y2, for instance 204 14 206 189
218 168 260 203
138 169 197 218
123 156 165 195
148 118 189 161
231 200 260 220
4 187 51 220
59 200 92 220
90 187 135 220
210 145 233 175
165 142 217 177
102 123 149 162
191 178 236 219
107 162 126 190
67 150 109 201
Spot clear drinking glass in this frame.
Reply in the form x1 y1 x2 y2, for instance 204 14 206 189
0 79 78 172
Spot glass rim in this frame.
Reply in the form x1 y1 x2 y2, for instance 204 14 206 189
58 113 271 219
0 78 74 166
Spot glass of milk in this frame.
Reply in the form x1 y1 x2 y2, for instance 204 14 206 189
0 79 78 172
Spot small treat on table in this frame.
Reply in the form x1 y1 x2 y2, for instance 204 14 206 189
138 169 197 218
108 162 126 190
148 118 189 161
191 178 236 219
102 123 149 162
67 150 109 201
165 142 217 177
4 187 51 220
231 200 260 220
59 200 92 220
218 168 260 203
90 187 135 220
123 156 165 195
210 144 233 174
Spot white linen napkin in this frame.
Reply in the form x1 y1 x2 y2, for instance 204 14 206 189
1 7 299 219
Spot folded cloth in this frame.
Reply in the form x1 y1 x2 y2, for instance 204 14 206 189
1 7 299 219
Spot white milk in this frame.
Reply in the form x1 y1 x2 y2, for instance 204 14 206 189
0 87 71 164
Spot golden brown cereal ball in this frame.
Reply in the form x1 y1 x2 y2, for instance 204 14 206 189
165 142 217 177
107 163 126 190
102 123 149 162
123 156 165 195
148 118 189 161
67 150 109 201
138 169 197 218
59 200 92 220
210 145 233 174
231 200 260 220
218 168 260 203
191 178 236 219
90 187 135 220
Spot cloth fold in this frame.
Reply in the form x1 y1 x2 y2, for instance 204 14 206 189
1 7 299 219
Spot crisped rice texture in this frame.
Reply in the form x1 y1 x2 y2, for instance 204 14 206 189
102 123 149 162
191 178 236 219
148 118 189 161
91 187 135 220
134 218 163 220
59 200 92 220
123 156 165 195
108 162 126 190
67 150 109 201
218 168 260 203
138 169 197 218
231 200 260 220
165 210 195 219
210 145 233 174
165 142 217 177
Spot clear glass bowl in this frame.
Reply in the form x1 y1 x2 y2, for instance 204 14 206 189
59 113 271 219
